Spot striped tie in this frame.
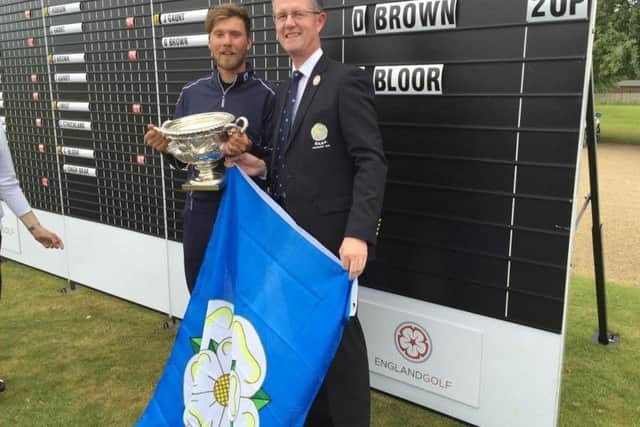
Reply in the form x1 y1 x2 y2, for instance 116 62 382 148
271 70 303 204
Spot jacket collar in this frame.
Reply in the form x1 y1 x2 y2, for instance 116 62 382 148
212 63 255 87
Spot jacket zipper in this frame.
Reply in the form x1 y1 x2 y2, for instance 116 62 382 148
217 72 238 108
189 72 241 210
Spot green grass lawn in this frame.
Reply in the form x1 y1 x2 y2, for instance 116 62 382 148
558 276 640 427
595 104 640 145
0 261 638 426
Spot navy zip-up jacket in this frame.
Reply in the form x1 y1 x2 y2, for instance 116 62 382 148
166 65 277 205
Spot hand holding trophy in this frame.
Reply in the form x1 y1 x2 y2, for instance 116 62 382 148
155 112 248 191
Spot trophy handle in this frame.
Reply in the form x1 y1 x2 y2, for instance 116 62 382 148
223 116 249 134
152 121 171 135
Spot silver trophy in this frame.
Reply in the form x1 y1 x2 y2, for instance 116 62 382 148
156 112 248 191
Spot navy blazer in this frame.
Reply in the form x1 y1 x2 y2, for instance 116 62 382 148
270 54 387 255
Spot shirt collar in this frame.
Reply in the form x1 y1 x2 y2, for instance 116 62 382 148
293 48 323 78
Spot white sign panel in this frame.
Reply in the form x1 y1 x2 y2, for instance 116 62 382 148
61 146 95 158
50 23 83 35
0 203 22 254
160 9 208 25
360 299 482 407
56 101 90 112
0 101 4 109
0 92 3 100
50 53 85 64
527 0 588 22
55 73 87 83
46 2 82 16
63 164 96 177
59 120 91 131
359 287 566 426
373 64 443 95
162 34 209 48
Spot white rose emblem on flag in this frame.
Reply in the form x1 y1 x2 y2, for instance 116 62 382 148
183 300 270 427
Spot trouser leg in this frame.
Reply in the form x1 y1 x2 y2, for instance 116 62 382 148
304 316 371 427
182 200 219 294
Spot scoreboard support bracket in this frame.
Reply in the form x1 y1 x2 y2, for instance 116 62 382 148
585 74 619 346
162 317 178 330
59 280 83 295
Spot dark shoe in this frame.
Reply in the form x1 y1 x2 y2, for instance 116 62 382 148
0 379 5 392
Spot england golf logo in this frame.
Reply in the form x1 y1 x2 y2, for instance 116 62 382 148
395 322 432 362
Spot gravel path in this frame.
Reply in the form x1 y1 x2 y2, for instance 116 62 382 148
571 143 640 287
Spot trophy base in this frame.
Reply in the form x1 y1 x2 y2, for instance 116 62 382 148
182 179 223 191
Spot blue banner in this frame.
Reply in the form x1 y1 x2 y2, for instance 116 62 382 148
136 167 354 427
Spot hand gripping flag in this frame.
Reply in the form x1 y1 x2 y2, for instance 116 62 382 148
136 166 355 427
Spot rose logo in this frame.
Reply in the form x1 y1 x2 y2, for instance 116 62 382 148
394 322 432 363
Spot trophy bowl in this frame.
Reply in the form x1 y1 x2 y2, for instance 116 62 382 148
156 112 248 191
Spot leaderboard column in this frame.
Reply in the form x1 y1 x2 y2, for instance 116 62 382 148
152 0 214 241
81 0 167 238
44 0 98 221
0 1 62 214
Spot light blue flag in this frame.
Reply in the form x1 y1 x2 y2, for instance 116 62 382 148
136 166 354 427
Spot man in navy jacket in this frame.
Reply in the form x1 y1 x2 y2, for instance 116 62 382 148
145 4 276 293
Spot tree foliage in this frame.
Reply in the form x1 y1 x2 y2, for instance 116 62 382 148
593 0 640 90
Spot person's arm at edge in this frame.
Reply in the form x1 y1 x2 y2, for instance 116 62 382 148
0 129 63 249
18 211 64 249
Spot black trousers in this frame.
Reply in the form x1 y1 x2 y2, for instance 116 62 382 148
304 315 371 427
182 197 220 294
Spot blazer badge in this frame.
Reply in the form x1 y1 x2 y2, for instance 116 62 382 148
311 123 328 142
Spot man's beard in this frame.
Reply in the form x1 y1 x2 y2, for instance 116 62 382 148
215 51 246 73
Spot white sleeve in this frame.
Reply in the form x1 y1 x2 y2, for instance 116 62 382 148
0 127 32 218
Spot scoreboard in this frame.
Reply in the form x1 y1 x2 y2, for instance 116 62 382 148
0 0 596 425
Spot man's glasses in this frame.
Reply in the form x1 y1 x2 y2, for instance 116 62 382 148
273 10 321 24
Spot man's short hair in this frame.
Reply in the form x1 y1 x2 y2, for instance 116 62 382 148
309 0 324 11
272 0 324 12
205 3 251 35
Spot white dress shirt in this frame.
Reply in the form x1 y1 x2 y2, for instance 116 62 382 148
291 48 323 122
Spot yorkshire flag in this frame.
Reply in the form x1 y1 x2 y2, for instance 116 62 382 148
136 167 355 427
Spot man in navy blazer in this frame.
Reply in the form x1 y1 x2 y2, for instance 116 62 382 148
229 0 387 424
